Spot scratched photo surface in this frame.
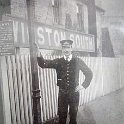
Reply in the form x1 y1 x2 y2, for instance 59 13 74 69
0 0 124 124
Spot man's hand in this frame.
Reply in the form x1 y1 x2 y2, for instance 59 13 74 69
82 81 90 89
75 85 84 92
34 42 39 49
34 42 40 57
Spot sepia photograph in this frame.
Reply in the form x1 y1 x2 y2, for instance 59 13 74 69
0 0 124 124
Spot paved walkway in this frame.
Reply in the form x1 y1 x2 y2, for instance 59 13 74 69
77 88 124 124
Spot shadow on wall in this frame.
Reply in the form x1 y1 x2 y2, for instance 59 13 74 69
102 27 115 57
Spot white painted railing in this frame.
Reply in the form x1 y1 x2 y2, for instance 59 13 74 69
0 55 124 124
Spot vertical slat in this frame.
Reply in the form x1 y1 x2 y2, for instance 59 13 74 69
39 68 47 121
43 68 49 120
46 67 52 118
101 57 104 96
16 55 25 124
11 56 21 124
6 56 17 124
47 69 54 118
44 68 50 119
79 71 84 106
38 67 44 122
0 56 12 124
86 57 90 103
87 57 92 102
50 56 58 117
21 56 29 124
93 57 98 100
89 57 96 100
89 57 95 101
49 69 56 118
27 55 33 92
52 56 58 116
83 57 88 104
94 57 99 99
90 57 95 101
24 55 33 124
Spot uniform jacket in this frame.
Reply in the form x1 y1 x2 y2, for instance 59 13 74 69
37 55 93 92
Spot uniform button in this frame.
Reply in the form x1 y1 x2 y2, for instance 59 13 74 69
67 74 69 76
67 84 69 86
67 71 69 72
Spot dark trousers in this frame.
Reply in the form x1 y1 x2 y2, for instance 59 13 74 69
58 91 79 124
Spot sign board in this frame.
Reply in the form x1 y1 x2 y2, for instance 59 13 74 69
0 21 15 56
34 23 95 52
3 16 95 52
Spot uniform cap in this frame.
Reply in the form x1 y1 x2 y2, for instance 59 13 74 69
60 40 73 46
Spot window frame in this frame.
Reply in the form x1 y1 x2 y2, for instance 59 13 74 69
52 0 61 25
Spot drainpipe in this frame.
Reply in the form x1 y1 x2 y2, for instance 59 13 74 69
87 0 97 56
26 0 42 124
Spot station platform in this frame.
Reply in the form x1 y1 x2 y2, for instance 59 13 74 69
77 88 124 124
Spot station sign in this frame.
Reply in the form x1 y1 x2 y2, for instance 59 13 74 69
34 23 95 52
3 16 95 52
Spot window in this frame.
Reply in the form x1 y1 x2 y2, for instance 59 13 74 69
52 0 61 24
77 4 84 32
65 13 72 29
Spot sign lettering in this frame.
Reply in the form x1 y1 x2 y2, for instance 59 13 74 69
0 21 15 56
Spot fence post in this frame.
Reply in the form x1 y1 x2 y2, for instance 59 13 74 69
0 56 12 124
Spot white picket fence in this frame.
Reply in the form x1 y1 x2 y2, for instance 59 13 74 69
0 55 124 124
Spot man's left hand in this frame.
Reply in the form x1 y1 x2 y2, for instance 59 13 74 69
75 85 84 92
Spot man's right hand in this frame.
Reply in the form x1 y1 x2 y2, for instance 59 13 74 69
34 42 39 50
34 42 40 57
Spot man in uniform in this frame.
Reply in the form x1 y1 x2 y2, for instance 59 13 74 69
36 40 93 124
